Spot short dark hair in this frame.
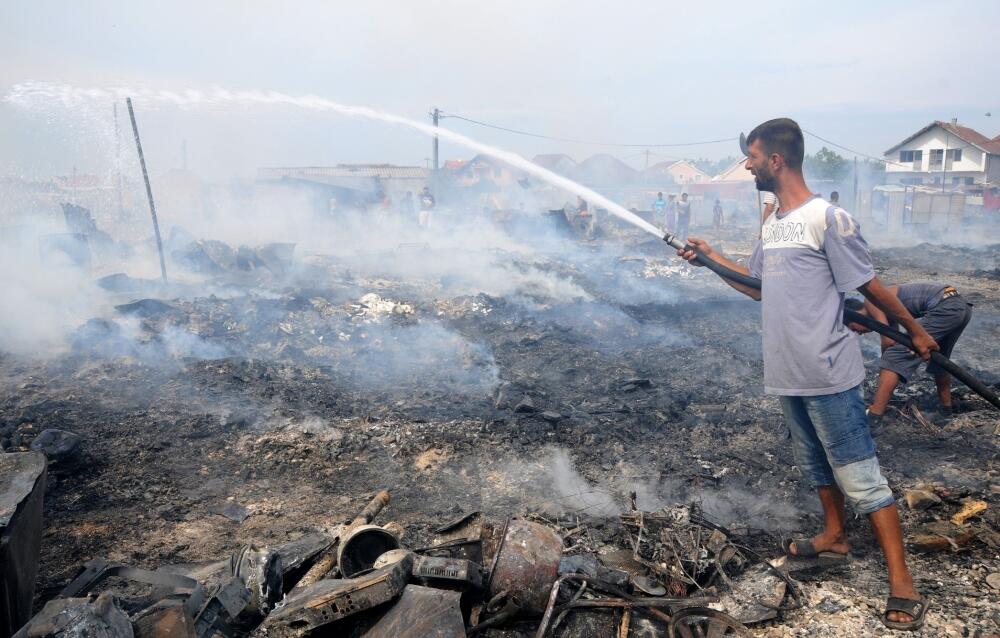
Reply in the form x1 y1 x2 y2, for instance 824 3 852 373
830 191 840 201
746 118 804 171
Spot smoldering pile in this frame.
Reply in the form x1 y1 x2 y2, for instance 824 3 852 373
4 197 1000 638
13 485 801 638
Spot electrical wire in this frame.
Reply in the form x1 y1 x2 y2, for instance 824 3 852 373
801 128 901 166
439 112 737 148
804 126 985 171
441 110 976 179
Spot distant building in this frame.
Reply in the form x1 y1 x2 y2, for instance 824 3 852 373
256 165 430 213
571 154 638 187
257 164 430 195
711 159 754 184
531 154 578 176
699 158 758 206
883 120 1000 187
645 160 711 185
447 154 526 188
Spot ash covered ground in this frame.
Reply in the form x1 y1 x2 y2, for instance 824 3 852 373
2 209 999 636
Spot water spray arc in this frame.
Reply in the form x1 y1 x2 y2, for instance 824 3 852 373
6 82 663 238
13 80 993 409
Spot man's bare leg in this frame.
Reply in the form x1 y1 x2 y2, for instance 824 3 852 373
788 485 850 555
869 503 920 623
868 369 901 416
934 374 951 408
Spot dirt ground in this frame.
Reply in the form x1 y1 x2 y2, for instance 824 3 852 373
2 217 999 637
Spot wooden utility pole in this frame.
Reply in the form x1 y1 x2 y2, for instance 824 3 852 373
126 98 168 284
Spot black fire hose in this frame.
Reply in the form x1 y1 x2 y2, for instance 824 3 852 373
662 234 1000 411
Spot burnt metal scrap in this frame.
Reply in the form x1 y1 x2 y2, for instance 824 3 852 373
1 453 46 638
11 487 815 638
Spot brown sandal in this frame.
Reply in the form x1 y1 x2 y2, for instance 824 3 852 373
881 596 929 631
783 539 849 564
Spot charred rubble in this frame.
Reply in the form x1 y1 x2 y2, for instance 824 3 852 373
2 209 1000 636
7 479 800 638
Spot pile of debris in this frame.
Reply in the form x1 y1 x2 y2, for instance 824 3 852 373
13 486 820 638
171 239 296 278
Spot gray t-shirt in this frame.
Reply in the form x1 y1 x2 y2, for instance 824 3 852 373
895 283 946 318
747 196 875 396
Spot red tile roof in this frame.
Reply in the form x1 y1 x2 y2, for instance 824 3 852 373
886 121 1000 155
936 121 1000 154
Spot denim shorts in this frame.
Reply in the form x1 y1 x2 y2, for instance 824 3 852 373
779 385 895 515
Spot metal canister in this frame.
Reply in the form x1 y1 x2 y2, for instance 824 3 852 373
337 525 401 578
487 518 562 614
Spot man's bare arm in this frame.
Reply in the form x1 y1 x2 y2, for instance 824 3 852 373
677 238 761 301
861 285 896 350
858 278 938 359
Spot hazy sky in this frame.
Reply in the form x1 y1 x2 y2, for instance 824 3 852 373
2 0 998 179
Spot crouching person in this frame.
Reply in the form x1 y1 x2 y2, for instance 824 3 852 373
846 283 972 428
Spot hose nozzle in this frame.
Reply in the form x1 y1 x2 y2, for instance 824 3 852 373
662 233 686 251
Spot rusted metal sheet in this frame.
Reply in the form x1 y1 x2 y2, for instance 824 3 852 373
362 585 464 638
58 559 200 599
133 606 197 638
426 512 484 564
487 518 562 614
257 556 411 638
16 593 133 638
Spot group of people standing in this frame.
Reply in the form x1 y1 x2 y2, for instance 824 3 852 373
653 192 693 237
380 186 436 228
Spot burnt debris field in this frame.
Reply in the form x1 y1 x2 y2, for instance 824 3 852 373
2 209 1000 638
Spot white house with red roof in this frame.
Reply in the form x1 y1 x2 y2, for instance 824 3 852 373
883 119 1000 187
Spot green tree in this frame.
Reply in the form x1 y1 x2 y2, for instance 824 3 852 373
803 147 849 181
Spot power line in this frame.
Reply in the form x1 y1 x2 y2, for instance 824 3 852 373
441 110 972 174
801 128 903 167
439 111 737 148
804 126 986 171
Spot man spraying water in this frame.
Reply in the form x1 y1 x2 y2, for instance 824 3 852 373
677 118 936 632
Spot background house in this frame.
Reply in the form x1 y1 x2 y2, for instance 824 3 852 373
531 154 577 177
447 154 526 188
256 164 430 214
644 160 711 185
570 154 639 188
257 165 429 199
883 119 1000 187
